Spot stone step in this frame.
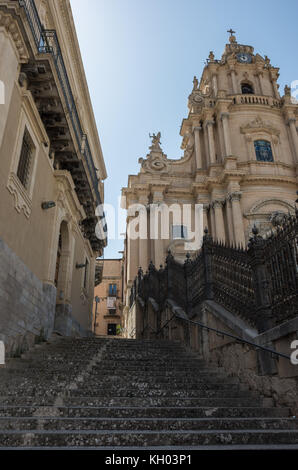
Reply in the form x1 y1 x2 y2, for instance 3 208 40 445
0 397 263 407
0 406 290 419
0 417 297 432
66 389 258 399
0 429 298 447
0 389 258 399
0 382 244 393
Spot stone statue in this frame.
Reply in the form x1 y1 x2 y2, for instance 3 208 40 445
208 51 215 61
193 76 198 91
149 132 161 147
284 85 291 96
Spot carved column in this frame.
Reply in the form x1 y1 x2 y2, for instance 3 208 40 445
209 204 216 238
193 126 203 169
229 192 246 247
256 71 264 95
202 203 209 231
206 120 216 164
230 70 238 94
138 193 149 271
151 186 166 267
288 118 298 162
212 200 226 242
127 214 139 283
221 112 232 156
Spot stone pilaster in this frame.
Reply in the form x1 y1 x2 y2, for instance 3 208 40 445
206 120 216 164
193 126 203 169
138 192 149 271
288 118 298 163
228 192 246 247
225 197 234 244
229 69 238 94
221 112 232 156
212 200 226 242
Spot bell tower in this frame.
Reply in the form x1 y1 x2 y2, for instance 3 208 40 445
122 31 298 304
180 30 298 244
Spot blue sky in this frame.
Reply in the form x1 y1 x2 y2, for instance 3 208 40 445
70 0 298 258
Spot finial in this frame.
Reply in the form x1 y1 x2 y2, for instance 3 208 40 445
264 55 270 65
227 28 237 44
208 51 215 61
284 84 291 96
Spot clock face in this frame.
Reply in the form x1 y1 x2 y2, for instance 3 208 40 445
237 53 252 63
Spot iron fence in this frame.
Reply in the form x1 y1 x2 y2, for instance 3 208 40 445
132 210 298 333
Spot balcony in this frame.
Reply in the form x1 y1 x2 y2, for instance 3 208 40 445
231 94 281 108
13 0 107 251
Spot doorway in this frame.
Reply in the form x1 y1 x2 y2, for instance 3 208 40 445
107 324 117 336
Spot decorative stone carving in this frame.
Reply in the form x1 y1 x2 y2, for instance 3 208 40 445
138 133 169 174
228 192 242 203
7 173 32 219
240 116 280 137
0 11 29 62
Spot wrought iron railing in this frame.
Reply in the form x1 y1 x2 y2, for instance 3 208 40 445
18 0 103 212
152 310 291 361
132 209 298 333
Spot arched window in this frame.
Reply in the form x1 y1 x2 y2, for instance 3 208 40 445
254 140 274 162
241 83 254 94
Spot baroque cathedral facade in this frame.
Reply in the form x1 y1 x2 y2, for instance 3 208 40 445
122 31 298 316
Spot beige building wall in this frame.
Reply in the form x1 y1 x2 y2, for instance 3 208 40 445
93 259 124 337
122 33 298 318
0 0 107 354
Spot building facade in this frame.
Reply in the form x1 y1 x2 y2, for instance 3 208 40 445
93 259 124 337
0 0 107 355
122 32 298 326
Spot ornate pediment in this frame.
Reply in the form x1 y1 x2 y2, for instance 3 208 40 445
240 116 280 136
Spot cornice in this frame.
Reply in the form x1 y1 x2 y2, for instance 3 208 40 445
241 174 297 185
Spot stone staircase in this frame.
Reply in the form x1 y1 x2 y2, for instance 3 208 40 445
0 336 297 449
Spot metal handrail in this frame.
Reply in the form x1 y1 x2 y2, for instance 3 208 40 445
18 0 105 219
146 305 291 361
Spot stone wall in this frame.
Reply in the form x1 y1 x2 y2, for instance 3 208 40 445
197 301 298 415
0 237 56 357
153 298 298 415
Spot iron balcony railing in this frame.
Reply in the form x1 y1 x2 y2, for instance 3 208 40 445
19 0 104 217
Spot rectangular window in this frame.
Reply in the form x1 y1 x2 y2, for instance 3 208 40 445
172 225 188 240
17 128 34 189
108 284 117 296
